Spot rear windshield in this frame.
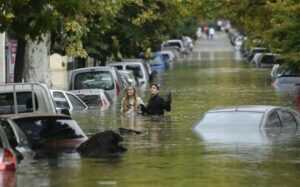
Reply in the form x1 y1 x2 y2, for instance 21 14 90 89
126 65 143 78
14 116 85 148
164 42 181 48
0 92 38 114
261 55 275 64
74 71 114 90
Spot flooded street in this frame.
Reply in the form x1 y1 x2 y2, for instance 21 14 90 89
12 33 300 187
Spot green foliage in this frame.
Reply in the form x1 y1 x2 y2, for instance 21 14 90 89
0 0 249 63
220 0 300 65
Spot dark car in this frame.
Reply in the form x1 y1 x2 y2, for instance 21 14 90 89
0 113 88 151
193 105 300 144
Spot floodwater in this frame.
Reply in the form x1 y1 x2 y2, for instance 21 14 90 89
7 33 300 187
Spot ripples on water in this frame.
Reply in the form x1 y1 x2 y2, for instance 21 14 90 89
14 43 300 186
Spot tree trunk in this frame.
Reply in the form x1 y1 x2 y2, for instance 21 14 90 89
14 38 26 82
23 33 52 87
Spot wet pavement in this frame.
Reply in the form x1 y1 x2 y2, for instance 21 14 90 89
10 32 300 187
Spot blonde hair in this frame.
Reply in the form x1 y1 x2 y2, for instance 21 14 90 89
122 86 138 112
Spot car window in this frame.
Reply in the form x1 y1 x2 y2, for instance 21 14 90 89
261 55 275 64
0 120 18 148
66 93 86 111
74 71 114 90
164 42 181 48
112 65 123 70
126 65 143 78
0 92 38 114
53 91 65 99
265 111 281 128
54 99 70 109
14 117 85 149
278 110 297 128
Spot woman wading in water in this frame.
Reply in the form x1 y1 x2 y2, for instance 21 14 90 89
121 86 144 115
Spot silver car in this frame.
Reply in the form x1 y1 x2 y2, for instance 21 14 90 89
194 105 300 144
107 60 151 86
51 90 88 112
69 66 124 101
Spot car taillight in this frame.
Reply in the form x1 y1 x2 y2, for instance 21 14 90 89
0 148 17 171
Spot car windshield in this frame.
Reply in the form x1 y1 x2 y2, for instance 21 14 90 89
74 71 114 90
198 111 264 129
14 116 85 148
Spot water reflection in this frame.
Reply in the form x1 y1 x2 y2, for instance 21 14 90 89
0 172 15 187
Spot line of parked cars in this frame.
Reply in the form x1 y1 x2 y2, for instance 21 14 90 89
66 36 193 108
0 35 195 170
0 83 89 170
227 28 300 94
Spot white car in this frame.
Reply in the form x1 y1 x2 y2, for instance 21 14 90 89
69 66 125 100
0 83 56 115
161 39 186 54
107 60 151 85
194 105 300 144
51 90 88 112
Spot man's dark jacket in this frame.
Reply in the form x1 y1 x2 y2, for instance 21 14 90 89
142 94 171 115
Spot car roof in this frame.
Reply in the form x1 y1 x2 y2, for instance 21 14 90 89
207 105 279 113
166 39 182 43
70 66 115 73
0 113 71 120
109 61 144 66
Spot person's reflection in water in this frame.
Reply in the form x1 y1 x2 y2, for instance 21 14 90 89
121 114 145 133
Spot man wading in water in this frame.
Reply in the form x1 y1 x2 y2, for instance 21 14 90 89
141 83 171 116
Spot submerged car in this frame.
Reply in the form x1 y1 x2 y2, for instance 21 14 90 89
51 90 88 113
193 105 300 144
0 83 56 115
0 128 18 171
0 113 88 151
107 60 151 85
161 39 186 54
69 66 124 100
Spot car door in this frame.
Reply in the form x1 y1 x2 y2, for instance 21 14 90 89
52 91 70 110
65 93 88 111
0 119 30 154
264 110 282 139
277 109 298 132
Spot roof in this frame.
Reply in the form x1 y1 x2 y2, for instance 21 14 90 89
70 66 115 73
0 113 71 120
108 61 144 65
208 105 279 113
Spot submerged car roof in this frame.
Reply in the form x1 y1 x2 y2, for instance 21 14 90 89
208 105 278 113
0 113 71 120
